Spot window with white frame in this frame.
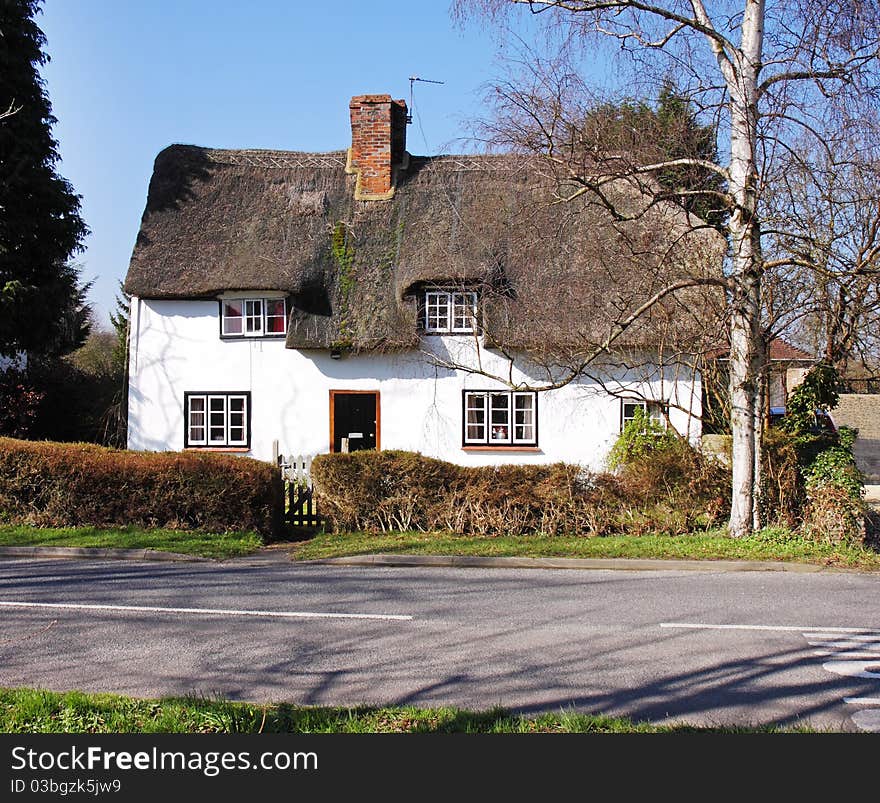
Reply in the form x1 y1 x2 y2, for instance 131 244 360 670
185 392 250 448
221 298 287 337
424 290 478 334
620 399 667 432
463 390 537 446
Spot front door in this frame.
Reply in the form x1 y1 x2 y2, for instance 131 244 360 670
330 391 379 452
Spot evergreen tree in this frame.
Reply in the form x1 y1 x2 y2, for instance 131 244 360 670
109 281 130 376
582 80 726 227
0 0 90 358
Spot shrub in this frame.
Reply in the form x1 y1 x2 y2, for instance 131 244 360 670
802 484 866 545
800 425 866 544
779 362 839 437
761 428 803 526
606 406 678 470
0 437 281 537
762 386 867 541
311 448 728 537
616 439 730 532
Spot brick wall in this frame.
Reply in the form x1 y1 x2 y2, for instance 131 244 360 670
833 394 880 482
348 94 407 199
833 394 880 439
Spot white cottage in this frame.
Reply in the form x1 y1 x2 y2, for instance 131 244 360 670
124 93 719 469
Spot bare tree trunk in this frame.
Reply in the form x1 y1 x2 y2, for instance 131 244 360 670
726 0 765 538
752 338 767 531
729 275 761 537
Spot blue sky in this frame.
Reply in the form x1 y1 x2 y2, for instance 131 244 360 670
37 1 515 327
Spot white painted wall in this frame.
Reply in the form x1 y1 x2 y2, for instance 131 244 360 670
128 297 702 469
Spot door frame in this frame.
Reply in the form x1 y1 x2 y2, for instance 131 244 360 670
328 390 381 453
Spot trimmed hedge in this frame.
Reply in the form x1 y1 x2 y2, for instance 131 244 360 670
0 438 281 537
311 449 729 536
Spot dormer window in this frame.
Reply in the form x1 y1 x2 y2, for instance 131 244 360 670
221 297 287 338
423 290 479 334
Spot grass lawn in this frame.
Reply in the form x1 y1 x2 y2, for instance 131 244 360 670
0 524 262 560
0 688 813 733
2 523 878 569
291 527 880 569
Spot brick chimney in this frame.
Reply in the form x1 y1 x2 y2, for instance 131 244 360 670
346 94 408 200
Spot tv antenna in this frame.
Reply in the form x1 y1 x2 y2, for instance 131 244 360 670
407 76 444 123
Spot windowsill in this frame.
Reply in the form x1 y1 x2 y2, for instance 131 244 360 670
462 446 541 452
220 335 287 340
185 447 251 453
419 330 483 337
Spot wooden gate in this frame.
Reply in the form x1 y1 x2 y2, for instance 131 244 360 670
280 454 320 528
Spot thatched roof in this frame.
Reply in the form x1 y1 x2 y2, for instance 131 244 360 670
125 144 723 353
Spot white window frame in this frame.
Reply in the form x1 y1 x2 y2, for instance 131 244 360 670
463 390 537 446
513 391 536 444
424 290 478 334
620 399 666 433
187 395 208 446
244 299 264 336
221 300 244 336
264 298 287 335
185 392 249 448
221 297 287 338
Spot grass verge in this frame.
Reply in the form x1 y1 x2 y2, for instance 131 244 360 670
0 688 812 733
2 523 878 570
291 526 880 569
0 524 262 560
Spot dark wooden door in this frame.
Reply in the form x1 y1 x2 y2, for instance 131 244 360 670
331 392 378 452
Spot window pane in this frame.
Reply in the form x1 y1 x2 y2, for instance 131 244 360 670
244 300 263 334
425 292 449 332
265 299 286 333
489 393 510 442
514 394 534 442
623 402 645 421
222 301 243 335
209 396 227 442
265 299 285 317
188 396 206 444
228 396 246 444
465 393 486 442
452 292 477 332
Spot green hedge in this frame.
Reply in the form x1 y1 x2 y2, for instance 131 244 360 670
311 449 729 536
0 438 281 537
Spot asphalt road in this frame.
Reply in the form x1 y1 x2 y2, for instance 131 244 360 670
1 556 879 731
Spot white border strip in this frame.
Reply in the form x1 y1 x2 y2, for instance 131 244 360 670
0 600 413 622
661 622 880 634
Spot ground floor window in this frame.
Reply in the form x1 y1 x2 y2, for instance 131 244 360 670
463 390 537 446
184 392 250 448
620 399 667 432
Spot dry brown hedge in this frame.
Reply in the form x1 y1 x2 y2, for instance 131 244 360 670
311 449 729 536
0 437 281 537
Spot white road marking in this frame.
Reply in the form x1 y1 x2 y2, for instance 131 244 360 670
660 622 880 634
0 600 413 622
661 620 880 732
810 634 880 642
807 640 880 649
813 651 880 659
822 661 880 680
